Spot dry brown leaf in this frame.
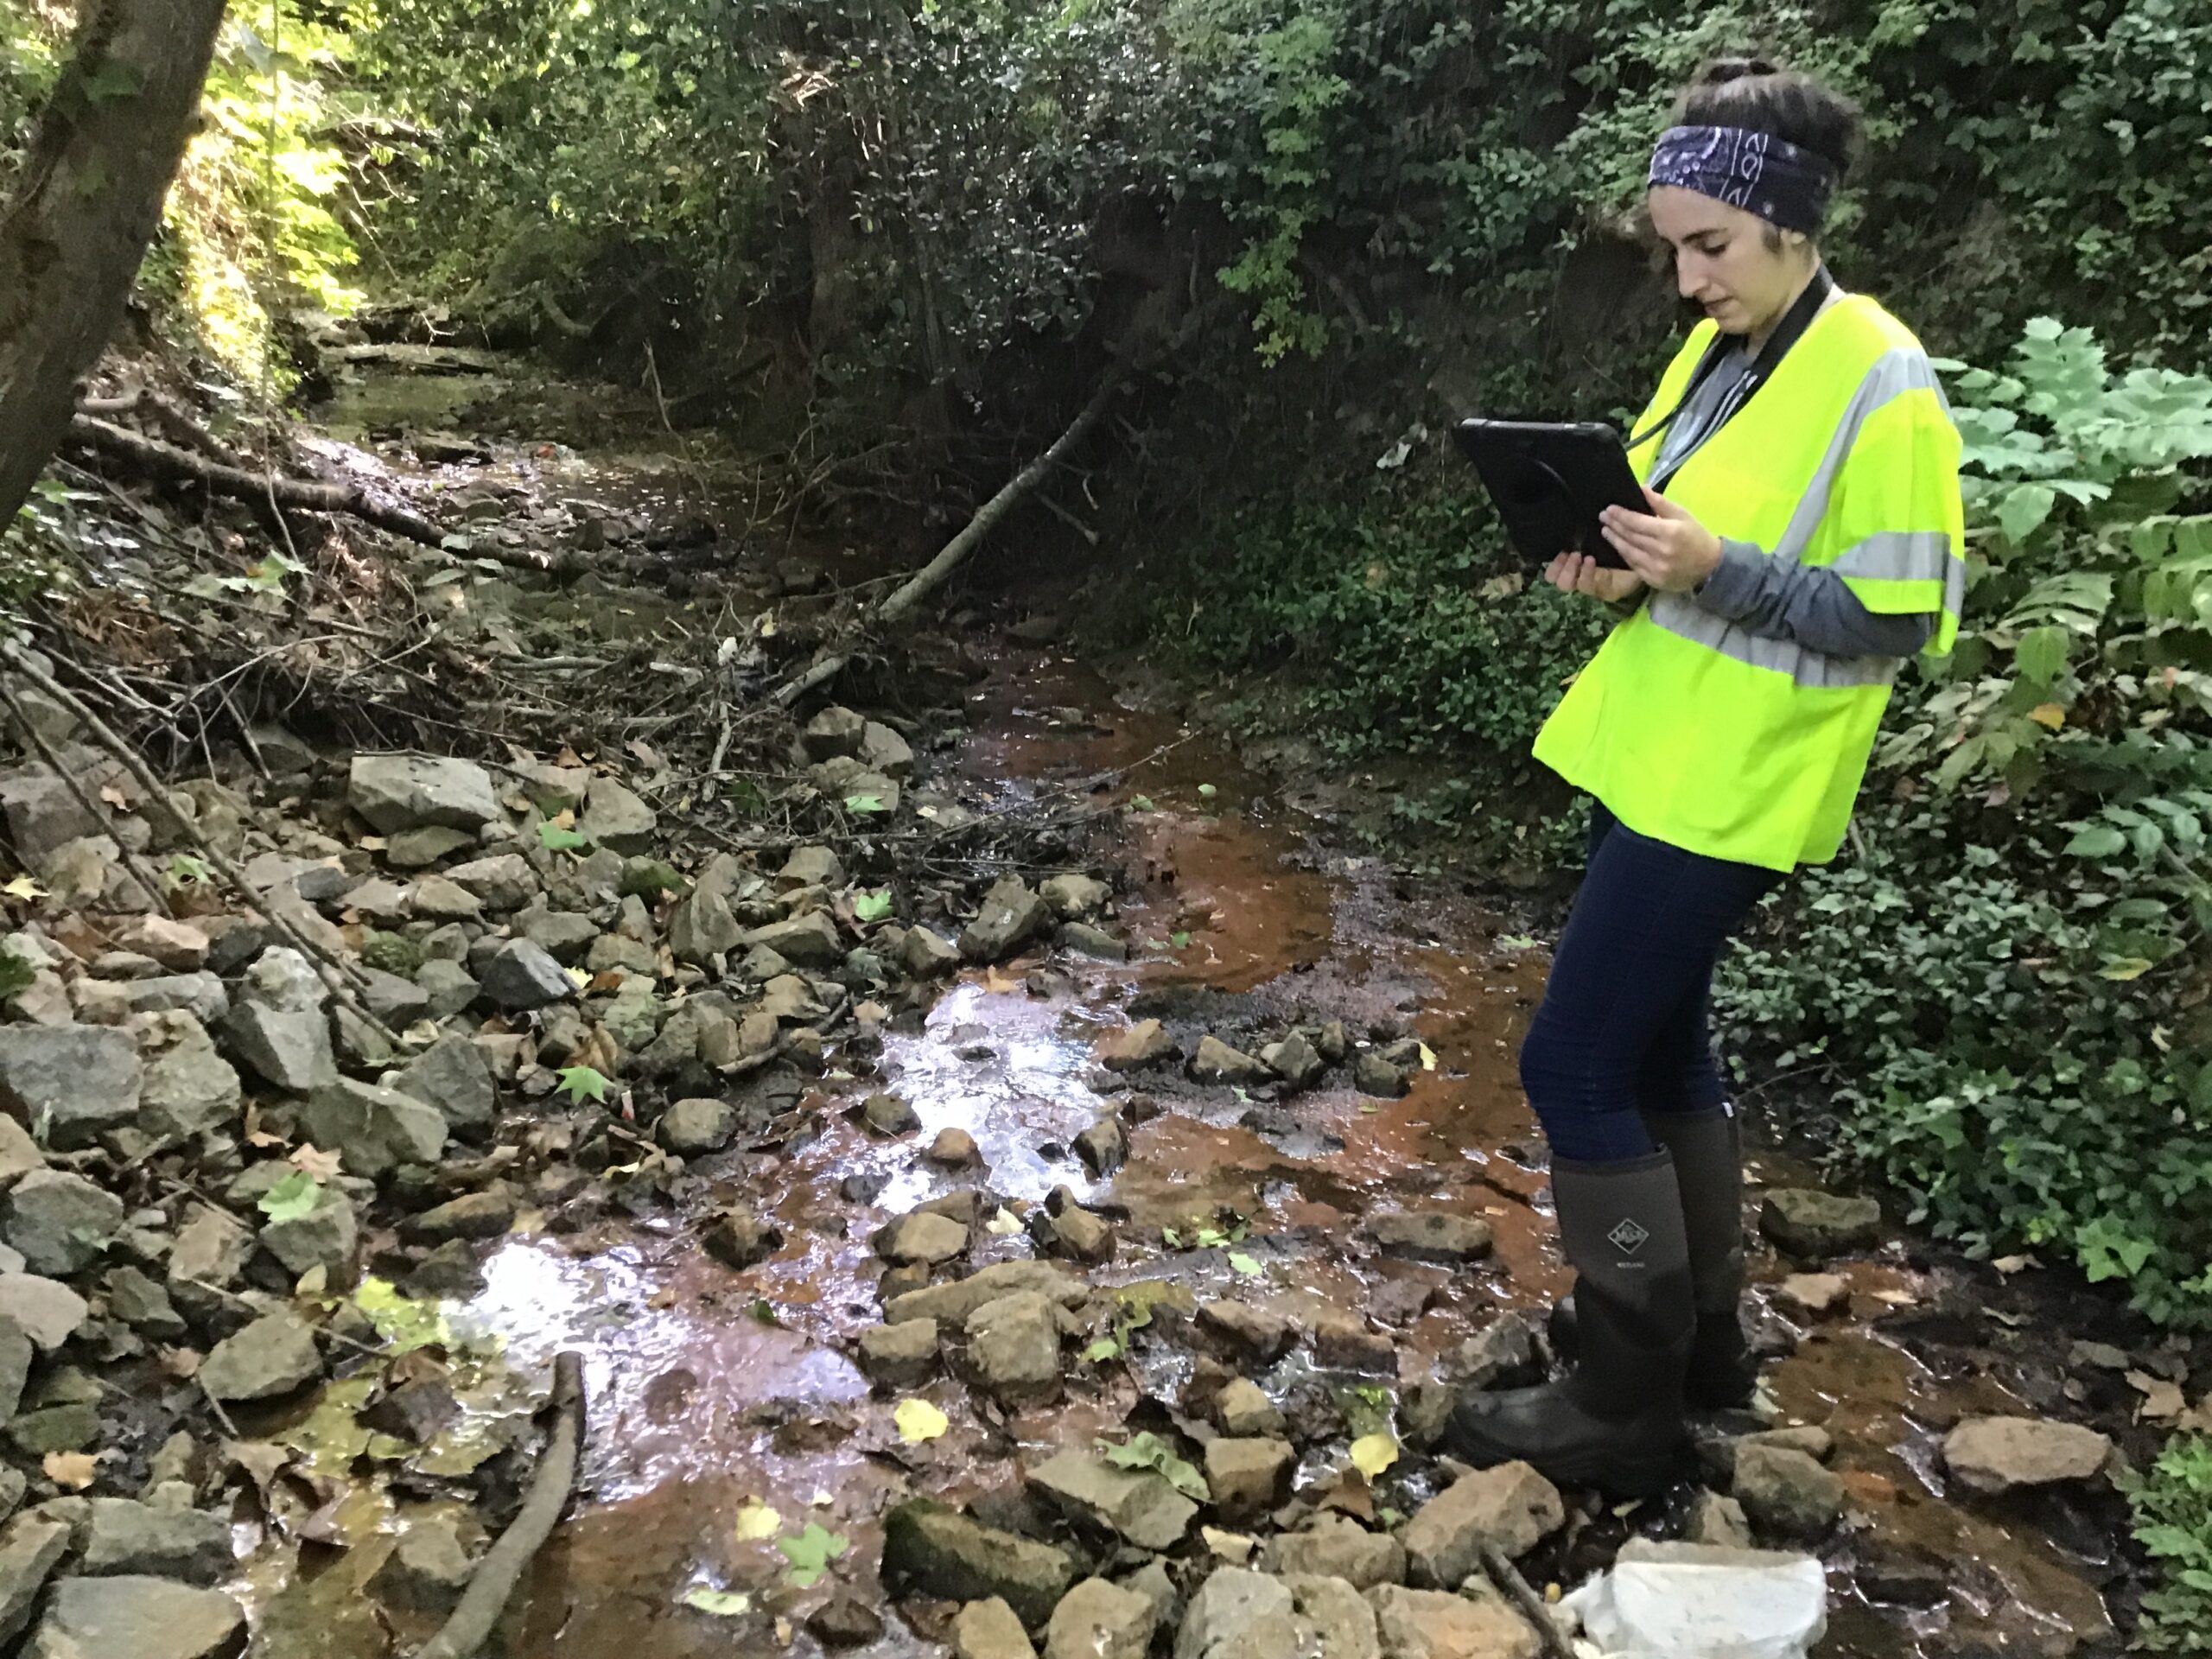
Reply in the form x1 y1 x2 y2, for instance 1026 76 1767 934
43 1451 99 1490
2129 1370 2188 1422
100 784 130 809
289 1143 343 1182
358 835 388 851
159 1346 203 1378
1993 1254 2038 1274
2176 1397 2212 1435
242 1103 286 1150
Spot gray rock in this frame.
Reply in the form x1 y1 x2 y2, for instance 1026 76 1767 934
410 875 483 921
960 877 1051 963
258 1183 359 1281
1366 1583 1538 1659
102 1266 186 1340
579 777 658 853
1190 1034 1269 1086
0 762 111 862
0 1026 141 1150
965 1291 1062 1406
0 1118 42 1185
1351 1052 1409 1099
858 1319 939 1389
166 1206 253 1328
886 1259 1083 1327
778 845 845 889
1195 1300 1294 1363
1046 1577 1156 1659
1174 1568 1297 1659
403 1190 516 1244
81 1497 232 1583
0 1512 73 1648
302 1078 448 1178
1213 1379 1287 1440
1261 1032 1326 1090
804 706 868 761
861 721 915 779
602 981 664 1052
878 1211 969 1267
23 1573 247 1659
880 1499 1076 1630
1684 1490 1752 1548
1402 1463 1564 1584
1262 1515 1406 1590
1366 1211 1493 1264
669 886 742 964
416 960 480 1020
954 1597 1038 1659
348 755 500 834
0 1318 27 1421
359 967 430 1027
1074 1116 1126 1177
1 1170 124 1275
1095 1020 1178 1071
391 1034 496 1133
1039 873 1110 920
864 1092 920 1135
701 1207 783 1270
658 1097 737 1155
1058 922 1128 961
1205 1438 1293 1521
480 938 574 1011
1942 1415 2114 1494
385 825 477 868
927 1127 981 1166
1447 1311 1545 1391
1758 1189 1881 1258
370 1513 476 1613
200 1311 322 1401
741 912 844 969
443 853 539 913
1732 1443 1845 1538
1050 1205 1114 1264
1028 1448 1199 1551
223 947 335 1093
135 1013 242 1142
73 971 229 1027
900 925 961 977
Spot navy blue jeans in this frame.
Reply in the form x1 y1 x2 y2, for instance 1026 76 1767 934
1519 803 1783 1163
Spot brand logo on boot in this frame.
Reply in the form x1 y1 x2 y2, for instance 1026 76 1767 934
1607 1217 1650 1254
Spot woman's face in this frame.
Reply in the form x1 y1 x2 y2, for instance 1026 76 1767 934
1648 185 1807 336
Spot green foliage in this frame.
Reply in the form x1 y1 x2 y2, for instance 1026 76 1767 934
2129 1433 2212 1651
257 1170 323 1224
774 1522 849 1589
1100 1431 1209 1502
555 1065 610 1106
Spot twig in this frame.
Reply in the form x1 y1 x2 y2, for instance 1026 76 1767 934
0 673 176 918
0 640 398 1042
1478 1542 1574 1659
416 1351 586 1659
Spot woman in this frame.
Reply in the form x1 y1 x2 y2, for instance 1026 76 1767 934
1445 59 1965 1496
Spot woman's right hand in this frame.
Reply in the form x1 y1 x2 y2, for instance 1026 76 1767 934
1544 551 1645 604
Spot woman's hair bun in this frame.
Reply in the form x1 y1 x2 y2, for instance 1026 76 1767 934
1674 58 1863 179
1694 55 1782 86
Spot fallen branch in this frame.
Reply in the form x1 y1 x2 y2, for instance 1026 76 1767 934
0 672 175 918
416 1351 586 1659
66 415 446 548
1478 1542 1575 1659
0 641 397 1042
77 385 248 469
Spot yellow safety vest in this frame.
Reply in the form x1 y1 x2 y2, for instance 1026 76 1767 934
1532 294 1966 872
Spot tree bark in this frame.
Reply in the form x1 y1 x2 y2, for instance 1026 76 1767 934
0 0 232 529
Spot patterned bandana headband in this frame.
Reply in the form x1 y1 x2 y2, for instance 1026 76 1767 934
1648 124 1836 234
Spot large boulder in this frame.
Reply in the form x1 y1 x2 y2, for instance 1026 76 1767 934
23 1573 247 1659
0 1026 141 1150
347 755 501 834
223 948 335 1094
302 1079 448 1178
880 1501 1075 1630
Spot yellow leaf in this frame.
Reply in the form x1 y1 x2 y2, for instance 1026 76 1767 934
894 1398 949 1444
43 1451 99 1490
565 966 592 988
1349 1433 1398 1478
2029 702 2067 730
1416 1043 1437 1071
2 875 45 900
733 1501 782 1542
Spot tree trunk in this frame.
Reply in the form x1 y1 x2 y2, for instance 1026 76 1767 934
0 0 232 528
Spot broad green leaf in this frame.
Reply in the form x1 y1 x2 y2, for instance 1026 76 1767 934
2013 625 2069 684
257 1170 321 1224
556 1065 610 1104
1101 1432 1210 1502
166 854 213 887
683 1587 753 1616
538 819 588 852
776 1522 849 1587
1998 483 2056 546
2101 957 2155 981
2065 824 2127 859
1083 1336 1124 1363
1228 1252 1262 1276
844 792 888 815
854 890 893 922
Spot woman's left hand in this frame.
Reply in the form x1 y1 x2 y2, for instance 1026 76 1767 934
1599 487 1724 593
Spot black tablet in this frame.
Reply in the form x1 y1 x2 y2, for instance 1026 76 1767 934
1452 418 1649 569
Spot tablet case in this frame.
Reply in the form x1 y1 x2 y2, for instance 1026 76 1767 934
1452 419 1648 569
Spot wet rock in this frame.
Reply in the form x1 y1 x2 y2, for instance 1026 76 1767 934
1446 1312 1544 1391
391 1034 496 1134
349 754 500 833
1732 1443 1845 1538
702 1207 783 1270
901 925 961 977
1058 922 1127 962
810 1594 887 1649
1853 1539 1952 1609
1190 1034 1269 1086
1367 1583 1539 1659
403 1190 517 1244
258 1182 359 1281
224 947 335 1093
1205 1439 1294 1520
480 939 574 1010
1074 1116 1126 1177
2 1170 124 1275
1027 1448 1199 1551
955 1596 1039 1659
81 1497 232 1583
25 1574 247 1659
579 777 658 852
804 706 868 761
1351 1052 1409 1099
403 1242 486 1300
1758 1189 1881 1259
927 1127 981 1166
658 1097 737 1154
878 1211 969 1267
200 1311 322 1401
860 1319 939 1389
370 1513 476 1614
887 1259 1083 1326
1312 1313 1395 1373
359 1376 460 1443
1262 1515 1406 1589
1040 874 1110 920
1366 1211 1492 1265
1942 1415 2114 1494
1213 1378 1287 1439
965 1291 1062 1405
0 1025 141 1150
880 1499 1076 1630
1095 1020 1178 1071
0 1513 73 1647
444 853 540 913
1050 1205 1114 1264
1197 1300 1295 1363
1684 1490 1752 1548
303 1078 447 1178
1262 1033 1326 1091
1047 1577 1157 1659
1777 1272 1849 1316
1403 1463 1565 1584
864 1092 920 1135
961 878 1052 963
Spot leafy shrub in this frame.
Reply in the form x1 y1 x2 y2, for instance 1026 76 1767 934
2128 1433 2212 1651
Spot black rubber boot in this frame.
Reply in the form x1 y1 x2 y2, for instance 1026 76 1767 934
1548 1109 1756 1409
1443 1153 1694 1497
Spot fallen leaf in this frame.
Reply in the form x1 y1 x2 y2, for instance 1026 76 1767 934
100 784 131 808
1227 1252 1262 1277
1349 1433 1399 1478
1 874 45 900
257 1170 322 1224
894 1398 949 1444
776 1522 849 1588
985 969 1017 994
682 1587 753 1617
2129 1370 2187 1422
564 966 592 988
289 1144 343 1182
1872 1289 1918 1306
2029 702 2068 730
359 835 388 850
1416 1043 1437 1071
43 1451 99 1490
1201 1525 1252 1562
243 1104 286 1150
1992 1254 2038 1275
734 1501 782 1542
159 1346 202 1378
